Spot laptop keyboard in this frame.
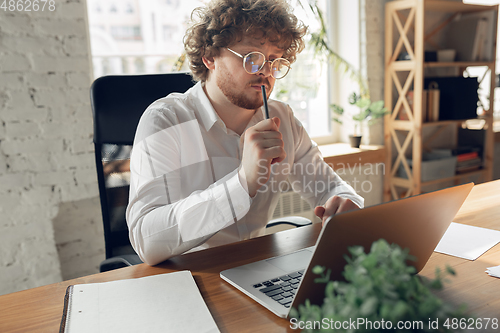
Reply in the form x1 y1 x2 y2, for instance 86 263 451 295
252 270 304 308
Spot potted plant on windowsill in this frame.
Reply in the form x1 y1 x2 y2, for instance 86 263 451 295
331 92 388 148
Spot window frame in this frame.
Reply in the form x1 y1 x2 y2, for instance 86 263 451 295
311 0 363 145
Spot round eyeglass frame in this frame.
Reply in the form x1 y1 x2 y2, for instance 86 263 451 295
226 48 291 79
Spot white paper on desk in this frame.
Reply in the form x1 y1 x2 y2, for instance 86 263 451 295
65 270 220 333
434 222 500 260
486 265 500 278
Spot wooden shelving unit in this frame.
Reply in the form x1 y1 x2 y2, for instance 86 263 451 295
384 0 498 201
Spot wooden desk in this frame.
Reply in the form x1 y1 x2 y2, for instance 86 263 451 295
1 180 499 333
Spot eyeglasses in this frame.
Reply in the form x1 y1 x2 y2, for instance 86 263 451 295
226 48 291 79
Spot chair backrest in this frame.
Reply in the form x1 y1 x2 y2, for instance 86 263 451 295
90 72 196 259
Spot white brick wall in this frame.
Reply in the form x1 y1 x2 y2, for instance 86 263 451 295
0 0 104 296
364 0 388 146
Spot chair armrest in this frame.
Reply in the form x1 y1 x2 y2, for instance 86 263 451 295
99 254 143 272
266 216 312 228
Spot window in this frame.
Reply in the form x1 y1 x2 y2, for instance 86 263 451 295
110 26 142 40
86 0 361 141
269 0 330 139
125 3 134 14
163 25 177 43
328 0 363 144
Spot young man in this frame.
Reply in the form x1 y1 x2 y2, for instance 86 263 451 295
126 0 364 265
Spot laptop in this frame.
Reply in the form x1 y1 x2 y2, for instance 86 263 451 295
220 182 474 318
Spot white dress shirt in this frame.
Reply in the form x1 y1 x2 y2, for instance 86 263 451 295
126 82 364 265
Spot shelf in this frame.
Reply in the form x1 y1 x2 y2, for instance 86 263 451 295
421 169 485 187
422 118 486 128
394 169 485 188
384 0 496 201
422 120 464 127
391 120 413 131
425 1 496 13
392 60 493 70
390 60 417 71
389 0 496 14
424 61 493 68
391 119 486 130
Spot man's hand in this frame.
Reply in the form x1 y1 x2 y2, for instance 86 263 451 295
238 117 286 197
314 196 360 225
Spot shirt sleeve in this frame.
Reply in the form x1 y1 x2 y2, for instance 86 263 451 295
126 109 251 265
286 108 364 209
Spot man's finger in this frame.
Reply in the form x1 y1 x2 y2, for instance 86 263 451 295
337 199 360 214
273 116 280 129
314 206 325 219
324 199 341 217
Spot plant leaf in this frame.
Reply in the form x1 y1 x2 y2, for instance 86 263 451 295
369 100 385 112
312 265 324 275
294 237 471 330
355 98 371 109
353 110 369 122
446 265 456 276
348 92 359 105
330 104 344 115
359 296 378 316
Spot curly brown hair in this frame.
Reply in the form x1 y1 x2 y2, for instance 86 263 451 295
184 0 307 82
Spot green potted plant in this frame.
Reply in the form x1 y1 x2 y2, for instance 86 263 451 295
331 92 388 148
290 239 472 332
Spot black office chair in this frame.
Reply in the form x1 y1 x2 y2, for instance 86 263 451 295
91 72 311 272
91 72 196 272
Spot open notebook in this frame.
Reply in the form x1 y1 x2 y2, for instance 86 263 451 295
60 270 219 333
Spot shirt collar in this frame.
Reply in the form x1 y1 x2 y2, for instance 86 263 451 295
190 81 225 132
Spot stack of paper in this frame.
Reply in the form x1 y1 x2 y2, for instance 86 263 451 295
486 266 500 278
434 222 500 260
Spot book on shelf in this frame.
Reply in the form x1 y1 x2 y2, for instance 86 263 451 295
478 10 496 61
454 145 482 174
456 153 482 174
457 157 482 168
457 151 479 162
471 19 487 61
445 10 496 61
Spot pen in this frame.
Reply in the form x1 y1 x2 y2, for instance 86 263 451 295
262 84 279 165
261 85 270 119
